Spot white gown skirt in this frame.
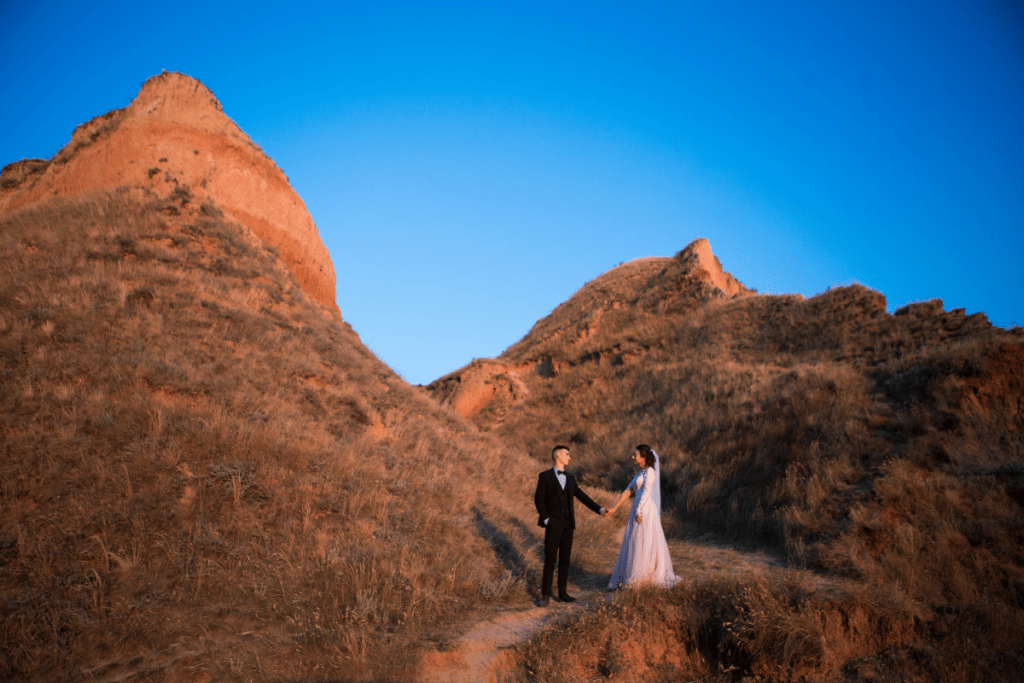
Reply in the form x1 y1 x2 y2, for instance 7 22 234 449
608 472 680 589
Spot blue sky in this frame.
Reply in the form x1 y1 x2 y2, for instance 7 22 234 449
3 1 1022 384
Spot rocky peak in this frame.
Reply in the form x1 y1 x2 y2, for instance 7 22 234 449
632 238 749 314
0 72 339 315
679 238 748 298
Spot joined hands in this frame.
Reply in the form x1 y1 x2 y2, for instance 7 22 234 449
603 505 640 523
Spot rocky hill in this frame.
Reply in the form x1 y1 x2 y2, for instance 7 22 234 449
0 75 546 682
0 72 337 314
429 239 1024 679
5 70 1023 681
429 238 753 425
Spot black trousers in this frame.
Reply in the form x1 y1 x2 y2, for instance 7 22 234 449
541 518 573 596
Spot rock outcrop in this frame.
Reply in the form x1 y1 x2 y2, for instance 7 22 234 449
501 239 749 365
430 238 752 420
429 359 528 419
0 71 338 314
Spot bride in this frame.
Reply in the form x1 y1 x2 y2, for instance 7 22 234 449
606 444 680 589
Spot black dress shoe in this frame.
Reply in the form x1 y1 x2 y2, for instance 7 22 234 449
557 593 577 603
537 595 550 607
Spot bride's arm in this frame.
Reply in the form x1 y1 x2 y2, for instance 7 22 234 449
635 470 656 523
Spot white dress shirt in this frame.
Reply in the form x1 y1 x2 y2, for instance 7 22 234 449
554 467 566 489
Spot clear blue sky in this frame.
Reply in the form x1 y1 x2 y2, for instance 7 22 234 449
3 1 1022 384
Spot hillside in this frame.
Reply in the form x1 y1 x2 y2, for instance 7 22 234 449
429 239 1024 680
5 71 1023 681
0 76 550 682
0 71 336 314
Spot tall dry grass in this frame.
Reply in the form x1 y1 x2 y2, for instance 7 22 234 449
507 566 1019 682
440 252 1024 679
0 188 551 681
503 572 942 682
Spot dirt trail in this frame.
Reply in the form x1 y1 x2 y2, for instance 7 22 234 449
416 536 782 683
417 602 567 683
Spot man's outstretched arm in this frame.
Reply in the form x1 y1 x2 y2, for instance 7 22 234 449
574 484 605 515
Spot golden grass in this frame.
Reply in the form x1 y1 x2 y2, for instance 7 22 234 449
0 188 550 681
6 192 1023 681
504 571 944 682
438 253 1024 680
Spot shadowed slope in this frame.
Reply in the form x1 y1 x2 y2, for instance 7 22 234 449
0 75 565 680
0 188 549 681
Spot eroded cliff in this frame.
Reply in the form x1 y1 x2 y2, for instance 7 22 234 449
0 71 338 314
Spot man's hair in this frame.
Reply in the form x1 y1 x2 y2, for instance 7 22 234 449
636 444 656 468
551 445 570 461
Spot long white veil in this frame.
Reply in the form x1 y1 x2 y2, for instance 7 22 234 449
652 449 662 516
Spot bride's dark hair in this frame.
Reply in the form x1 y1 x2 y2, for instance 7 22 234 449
635 444 656 468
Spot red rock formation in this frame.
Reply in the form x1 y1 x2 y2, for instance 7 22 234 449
429 358 528 418
0 71 338 315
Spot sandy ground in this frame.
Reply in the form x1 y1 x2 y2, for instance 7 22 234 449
417 535 781 683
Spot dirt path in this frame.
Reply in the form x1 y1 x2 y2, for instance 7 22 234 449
416 600 574 683
416 536 782 683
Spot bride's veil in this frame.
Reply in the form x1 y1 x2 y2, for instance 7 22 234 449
652 449 662 516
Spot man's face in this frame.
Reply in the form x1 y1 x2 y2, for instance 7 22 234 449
554 448 570 470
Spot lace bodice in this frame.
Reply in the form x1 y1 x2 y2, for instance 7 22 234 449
629 468 657 518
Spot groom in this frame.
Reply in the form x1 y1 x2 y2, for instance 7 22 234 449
534 445 606 606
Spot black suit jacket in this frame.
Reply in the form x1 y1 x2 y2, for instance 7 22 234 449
534 469 602 529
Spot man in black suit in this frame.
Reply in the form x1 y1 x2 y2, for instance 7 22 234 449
534 444 607 606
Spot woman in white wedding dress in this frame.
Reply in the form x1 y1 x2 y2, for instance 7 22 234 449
607 444 680 589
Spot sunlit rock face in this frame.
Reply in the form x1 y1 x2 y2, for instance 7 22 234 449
0 71 339 315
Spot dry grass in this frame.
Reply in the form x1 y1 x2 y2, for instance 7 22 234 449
502 568 991 682
434 249 1024 680
6 195 1022 681
0 188 549 681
